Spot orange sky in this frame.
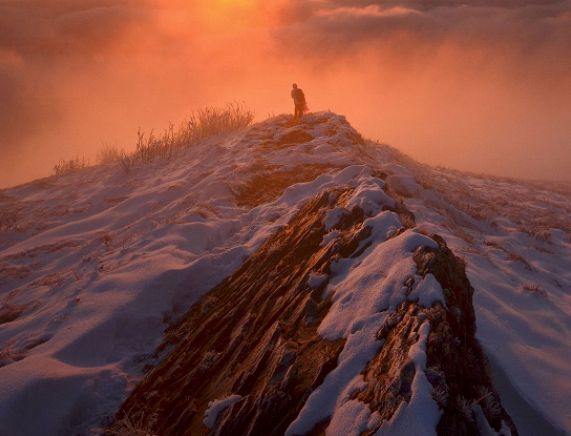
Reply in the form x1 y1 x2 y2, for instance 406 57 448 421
1 0 570 187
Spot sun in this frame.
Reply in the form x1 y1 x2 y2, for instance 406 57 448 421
155 0 263 35
216 0 255 6
210 0 256 12
201 0 259 29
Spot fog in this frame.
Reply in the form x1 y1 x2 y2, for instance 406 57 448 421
1 0 570 188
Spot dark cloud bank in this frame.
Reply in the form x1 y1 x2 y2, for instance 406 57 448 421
0 0 570 186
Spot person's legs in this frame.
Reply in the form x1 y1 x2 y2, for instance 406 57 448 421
294 104 303 119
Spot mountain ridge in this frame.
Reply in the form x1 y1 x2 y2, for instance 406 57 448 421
0 112 569 435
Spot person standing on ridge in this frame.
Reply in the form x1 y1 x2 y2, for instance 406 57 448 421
291 83 307 120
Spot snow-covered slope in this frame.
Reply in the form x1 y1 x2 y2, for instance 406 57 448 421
401 165 571 434
0 112 569 435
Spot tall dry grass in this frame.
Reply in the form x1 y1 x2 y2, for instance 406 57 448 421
133 102 254 163
127 102 254 170
97 144 124 165
54 102 255 176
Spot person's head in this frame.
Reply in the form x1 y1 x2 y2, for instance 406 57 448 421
292 83 298 89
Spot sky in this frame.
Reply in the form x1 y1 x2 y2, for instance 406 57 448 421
0 0 570 187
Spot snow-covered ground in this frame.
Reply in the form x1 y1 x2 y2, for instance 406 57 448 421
0 112 569 435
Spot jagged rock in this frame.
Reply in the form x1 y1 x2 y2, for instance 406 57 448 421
358 237 518 436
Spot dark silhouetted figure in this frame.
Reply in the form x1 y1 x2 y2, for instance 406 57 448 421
291 83 307 120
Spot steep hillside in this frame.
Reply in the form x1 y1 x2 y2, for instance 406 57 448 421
0 113 569 435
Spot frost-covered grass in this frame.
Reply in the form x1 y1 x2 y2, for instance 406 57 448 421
112 411 158 436
125 102 254 165
414 165 571 238
53 103 254 176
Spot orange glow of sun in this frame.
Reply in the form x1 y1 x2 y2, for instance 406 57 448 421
206 0 259 25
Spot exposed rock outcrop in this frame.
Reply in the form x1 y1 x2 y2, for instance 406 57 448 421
358 237 517 435
110 188 372 435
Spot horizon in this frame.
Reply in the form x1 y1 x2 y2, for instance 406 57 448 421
1 0 570 188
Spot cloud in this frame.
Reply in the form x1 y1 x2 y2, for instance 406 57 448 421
274 0 571 60
0 0 164 191
0 62 51 145
316 5 421 18
0 0 149 56
0 0 151 143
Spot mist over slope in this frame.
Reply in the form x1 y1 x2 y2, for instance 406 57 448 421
0 112 570 435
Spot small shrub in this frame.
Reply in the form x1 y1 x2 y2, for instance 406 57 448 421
507 251 533 271
524 226 552 241
110 411 158 436
457 396 474 421
522 282 548 298
185 102 254 142
53 156 89 176
432 384 449 408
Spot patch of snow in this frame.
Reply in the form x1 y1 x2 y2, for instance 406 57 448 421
324 207 348 231
345 179 394 216
327 399 372 436
307 272 328 289
203 394 243 429
408 273 446 308
319 229 437 340
386 173 420 197
321 229 341 246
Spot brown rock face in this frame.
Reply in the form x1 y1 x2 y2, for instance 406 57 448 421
109 179 517 436
418 239 518 436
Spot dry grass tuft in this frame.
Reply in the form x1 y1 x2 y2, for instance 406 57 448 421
107 411 158 436
98 145 124 165
53 157 89 176
522 282 548 298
